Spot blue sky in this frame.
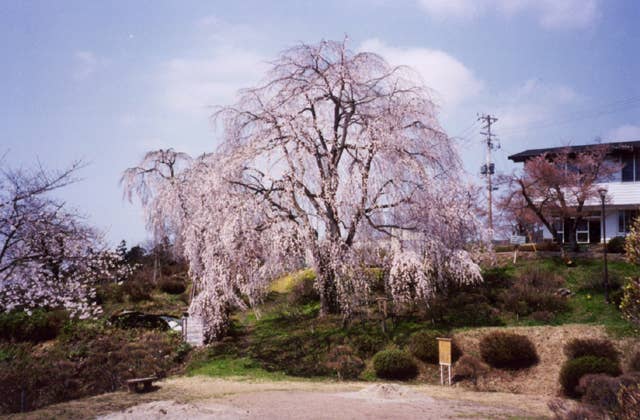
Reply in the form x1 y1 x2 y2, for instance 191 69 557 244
2 0 640 246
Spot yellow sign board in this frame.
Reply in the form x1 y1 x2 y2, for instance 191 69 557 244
437 338 452 366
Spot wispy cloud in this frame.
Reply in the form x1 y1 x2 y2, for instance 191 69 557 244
72 50 105 80
417 0 600 29
359 38 483 112
491 79 585 148
155 18 268 116
605 124 640 141
158 48 267 115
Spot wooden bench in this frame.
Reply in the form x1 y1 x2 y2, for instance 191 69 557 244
126 376 157 393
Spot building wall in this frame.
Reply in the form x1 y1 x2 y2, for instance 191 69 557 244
541 210 626 243
591 182 640 207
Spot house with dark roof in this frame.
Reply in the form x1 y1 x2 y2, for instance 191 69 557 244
508 140 640 244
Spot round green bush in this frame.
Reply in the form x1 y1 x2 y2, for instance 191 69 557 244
564 338 619 362
408 331 461 364
559 356 622 398
372 349 418 380
479 331 539 370
607 236 626 253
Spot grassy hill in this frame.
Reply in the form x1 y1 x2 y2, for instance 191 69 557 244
187 255 638 383
1 253 638 414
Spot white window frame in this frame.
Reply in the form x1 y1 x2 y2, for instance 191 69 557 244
553 218 564 243
576 221 590 244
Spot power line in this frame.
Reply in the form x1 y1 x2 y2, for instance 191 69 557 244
499 95 640 136
452 120 480 141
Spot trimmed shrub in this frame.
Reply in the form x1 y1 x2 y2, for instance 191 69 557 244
479 331 538 370
453 355 488 385
159 278 186 295
372 349 418 380
559 356 622 398
579 374 620 412
0 310 68 342
408 331 461 364
564 338 619 363
607 236 626 253
325 345 364 380
628 350 640 372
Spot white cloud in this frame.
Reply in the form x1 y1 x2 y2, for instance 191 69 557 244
155 18 269 116
359 38 483 110
605 124 640 141
417 0 482 20
72 50 104 80
495 78 582 136
159 47 267 115
417 0 599 29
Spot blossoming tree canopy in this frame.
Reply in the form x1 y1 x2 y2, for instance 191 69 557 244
124 39 487 341
120 149 193 250
214 40 484 309
0 160 132 318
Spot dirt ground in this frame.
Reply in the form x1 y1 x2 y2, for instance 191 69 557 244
7 324 633 419
5 376 556 420
454 324 638 396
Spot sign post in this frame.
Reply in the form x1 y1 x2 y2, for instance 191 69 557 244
510 235 526 263
437 337 452 386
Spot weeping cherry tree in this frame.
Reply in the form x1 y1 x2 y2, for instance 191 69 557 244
124 39 488 340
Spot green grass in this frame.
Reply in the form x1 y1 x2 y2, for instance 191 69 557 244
496 256 638 336
187 356 292 381
556 291 635 336
269 268 315 294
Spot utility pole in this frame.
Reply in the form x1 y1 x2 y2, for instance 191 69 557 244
478 114 499 233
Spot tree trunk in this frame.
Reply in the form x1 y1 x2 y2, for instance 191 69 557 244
565 217 579 252
318 268 339 316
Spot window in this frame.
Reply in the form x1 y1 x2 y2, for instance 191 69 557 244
622 154 635 182
619 209 639 233
553 218 564 243
576 219 589 243
620 151 640 182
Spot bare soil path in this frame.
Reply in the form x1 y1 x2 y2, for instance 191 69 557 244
5 376 555 419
